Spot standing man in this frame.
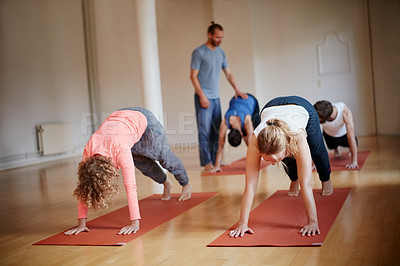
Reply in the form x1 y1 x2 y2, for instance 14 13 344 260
190 21 248 173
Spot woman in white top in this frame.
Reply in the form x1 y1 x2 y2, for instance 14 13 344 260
229 96 332 238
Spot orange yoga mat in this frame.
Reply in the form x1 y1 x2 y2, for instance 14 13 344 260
201 158 269 176
202 150 369 177
208 188 350 247
34 192 217 246
326 151 369 171
314 151 369 172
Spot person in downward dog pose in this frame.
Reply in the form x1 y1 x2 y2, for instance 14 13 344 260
229 96 332 238
313 100 359 169
212 93 260 173
65 107 191 236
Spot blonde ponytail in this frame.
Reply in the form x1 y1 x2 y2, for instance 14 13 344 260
257 118 299 157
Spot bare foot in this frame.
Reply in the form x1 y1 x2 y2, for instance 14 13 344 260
288 181 299 197
161 178 172 201
178 183 192 201
334 148 341 157
203 163 214 173
321 180 333 196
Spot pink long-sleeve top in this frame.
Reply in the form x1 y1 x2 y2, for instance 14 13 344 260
78 110 148 221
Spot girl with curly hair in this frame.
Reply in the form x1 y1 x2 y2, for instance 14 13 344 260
65 107 191 236
229 96 332 238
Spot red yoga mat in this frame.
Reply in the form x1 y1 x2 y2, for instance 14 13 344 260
327 150 369 171
201 158 269 176
34 192 217 246
208 187 350 247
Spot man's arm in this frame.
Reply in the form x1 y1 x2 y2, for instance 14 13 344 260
343 105 358 169
190 69 210 108
222 68 248 99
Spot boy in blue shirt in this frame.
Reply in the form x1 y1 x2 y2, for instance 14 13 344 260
212 94 260 173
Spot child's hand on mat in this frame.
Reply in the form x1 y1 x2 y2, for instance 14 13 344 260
64 226 90 235
299 222 320 236
118 219 140 235
229 224 254 238
210 166 221 173
64 218 90 235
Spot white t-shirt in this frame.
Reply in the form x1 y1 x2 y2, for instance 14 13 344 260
322 102 347 137
254 105 309 137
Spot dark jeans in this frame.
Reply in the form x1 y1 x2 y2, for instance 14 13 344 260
194 94 221 166
262 96 331 182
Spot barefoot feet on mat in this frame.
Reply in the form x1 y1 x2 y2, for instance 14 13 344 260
178 183 192 201
321 180 333 196
288 181 299 197
203 163 214 173
161 178 172 200
334 147 341 157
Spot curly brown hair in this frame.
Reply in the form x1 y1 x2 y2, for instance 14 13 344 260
257 118 299 158
73 155 120 211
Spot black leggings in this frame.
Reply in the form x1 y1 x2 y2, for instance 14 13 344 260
323 132 358 150
262 96 331 182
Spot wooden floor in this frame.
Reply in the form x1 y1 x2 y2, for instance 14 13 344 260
0 136 399 265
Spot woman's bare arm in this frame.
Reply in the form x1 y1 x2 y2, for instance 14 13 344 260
229 135 261 237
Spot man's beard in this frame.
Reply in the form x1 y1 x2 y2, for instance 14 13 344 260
211 40 220 47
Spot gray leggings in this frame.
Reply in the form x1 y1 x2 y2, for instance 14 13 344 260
119 107 189 186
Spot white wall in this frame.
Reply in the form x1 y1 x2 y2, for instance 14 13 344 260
250 0 375 135
212 0 257 109
93 0 143 118
0 0 91 168
156 0 213 145
369 0 400 135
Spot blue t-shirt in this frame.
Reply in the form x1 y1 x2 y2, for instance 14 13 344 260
225 94 258 130
190 44 228 99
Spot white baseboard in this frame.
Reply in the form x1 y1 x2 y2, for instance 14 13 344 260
0 150 82 171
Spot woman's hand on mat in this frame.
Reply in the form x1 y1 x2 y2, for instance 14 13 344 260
118 219 140 235
346 162 359 169
64 218 90 235
299 222 320 236
229 224 254 238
